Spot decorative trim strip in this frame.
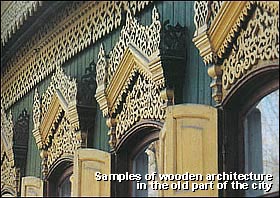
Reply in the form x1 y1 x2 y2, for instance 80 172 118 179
1 1 151 110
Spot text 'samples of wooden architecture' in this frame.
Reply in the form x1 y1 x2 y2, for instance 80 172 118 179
1 1 279 197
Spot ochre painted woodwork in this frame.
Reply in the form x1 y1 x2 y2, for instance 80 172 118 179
95 6 167 150
20 176 43 197
1 107 30 196
1 107 19 196
221 4 279 90
159 104 218 197
32 67 79 149
193 1 279 105
72 149 111 197
32 67 82 178
193 1 252 64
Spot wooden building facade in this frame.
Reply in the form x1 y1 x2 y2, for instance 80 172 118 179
1 1 279 197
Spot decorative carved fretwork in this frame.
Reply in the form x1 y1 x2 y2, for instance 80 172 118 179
96 6 162 117
193 1 210 37
193 1 279 105
106 7 161 85
32 67 83 178
1 154 19 197
222 4 279 91
209 1 224 24
115 74 165 141
41 67 77 118
32 67 78 149
43 117 81 173
1 108 13 158
1 1 152 110
95 6 187 150
1 1 43 46
193 1 253 65
1 107 19 196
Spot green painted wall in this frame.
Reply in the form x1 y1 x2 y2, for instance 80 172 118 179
8 1 213 178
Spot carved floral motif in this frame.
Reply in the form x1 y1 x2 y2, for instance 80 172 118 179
41 67 77 117
32 67 81 177
45 117 81 171
1 108 13 151
194 1 210 35
1 154 18 196
106 7 161 84
95 6 170 150
115 74 165 141
193 1 279 104
32 67 77 131
222 5 279 90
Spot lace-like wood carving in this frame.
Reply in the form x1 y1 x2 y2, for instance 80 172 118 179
95 6 167 150
32 67 82 178
222 4 279 91
1 108 19 196
193 1 279 105
1 1 43 46
1 1 151 110
115 74 165 141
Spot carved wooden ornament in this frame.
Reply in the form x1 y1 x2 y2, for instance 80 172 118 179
32 67 82 178
1 107 18 196
193 1 279 105
95 6 176 150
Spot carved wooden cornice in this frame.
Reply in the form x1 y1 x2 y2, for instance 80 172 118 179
193 1 279 105
1 1 152 111
193 1 253 64
95 6 187 150
1 1 43 46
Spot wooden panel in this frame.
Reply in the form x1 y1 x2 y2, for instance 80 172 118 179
176 118 203 175
160 104 218 197
21 176 43 197
72 148 111 197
